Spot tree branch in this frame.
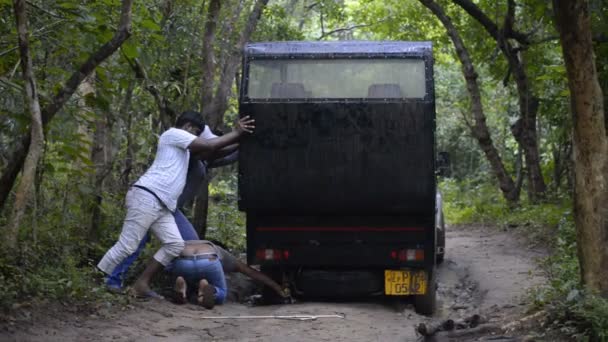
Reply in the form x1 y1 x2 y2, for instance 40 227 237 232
0 0 134 211
7 0 45 249
452 0 529 44
25 0 65 19
41 0 133 125
125 55 172 127
317 23 375 40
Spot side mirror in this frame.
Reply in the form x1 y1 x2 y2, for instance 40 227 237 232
436 151 451 177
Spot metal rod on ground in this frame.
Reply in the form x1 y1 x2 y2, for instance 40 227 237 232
199 314 345 321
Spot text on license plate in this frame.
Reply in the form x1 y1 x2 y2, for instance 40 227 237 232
384 269 427 295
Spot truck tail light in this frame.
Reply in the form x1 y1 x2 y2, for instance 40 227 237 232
256 248 290 261
390 249 424 261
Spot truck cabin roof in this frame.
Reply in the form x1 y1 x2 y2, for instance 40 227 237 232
241 41 434 102
243 41 433 59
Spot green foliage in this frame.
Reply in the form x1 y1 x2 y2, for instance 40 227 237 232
530 217 608 340
206 172 246 252
253 5 305 42
440 179 569 231
0 245 121 311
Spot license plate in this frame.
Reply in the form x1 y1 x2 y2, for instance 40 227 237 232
384 269 427 295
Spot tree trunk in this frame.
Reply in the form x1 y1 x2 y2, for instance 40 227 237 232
6 0 45 250
193 175 210 238
553 0 608 297
205 0 270 129
193 0 270 235
0 0 134 212
453 0 546 202
419 0 519 204
506 51 546 202
88 76 118 244
121 81 135 189
200 0 221 114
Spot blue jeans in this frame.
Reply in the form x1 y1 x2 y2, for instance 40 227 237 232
172 257 227 304
106 209 200 289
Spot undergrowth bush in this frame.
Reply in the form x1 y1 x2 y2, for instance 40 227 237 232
533 218 608 341
0 246 120 312
440 178 568 236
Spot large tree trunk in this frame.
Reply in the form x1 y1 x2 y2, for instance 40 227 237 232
553 0 608 297
6 0 45 250
193 176 210 238
199 0 222 115
205 0 270 129
0 0 134 212
193 0 270 237
419 0 519 205
87 76 119 244
453 0 546 202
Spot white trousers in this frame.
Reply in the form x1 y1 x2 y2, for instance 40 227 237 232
97 187 185 274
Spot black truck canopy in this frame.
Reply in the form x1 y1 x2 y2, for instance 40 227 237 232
238 41 436 216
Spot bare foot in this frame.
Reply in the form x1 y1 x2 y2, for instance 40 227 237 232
174 276 187 304
197 279 216 309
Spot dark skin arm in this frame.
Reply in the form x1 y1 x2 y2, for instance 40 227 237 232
193 143 238 161
188 116 254 159
234 261 289 298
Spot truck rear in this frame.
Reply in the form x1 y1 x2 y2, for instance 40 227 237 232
238 41 438 314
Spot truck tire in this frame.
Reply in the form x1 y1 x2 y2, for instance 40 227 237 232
436 212 446 264
414 270 436 316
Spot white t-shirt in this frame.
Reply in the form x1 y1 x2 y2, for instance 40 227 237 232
200 125 218 140
135 128 198 211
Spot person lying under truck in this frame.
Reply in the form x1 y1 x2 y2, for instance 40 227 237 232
171 240 291 308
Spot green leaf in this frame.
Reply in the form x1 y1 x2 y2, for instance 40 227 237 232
141 19 161 31
121 43 139 59
78 183 93 195
58 1 78 10
94 95 111 112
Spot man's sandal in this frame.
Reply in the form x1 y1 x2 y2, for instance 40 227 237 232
132 289 164 300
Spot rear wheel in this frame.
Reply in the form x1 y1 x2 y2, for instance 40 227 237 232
413 269 436 316
436 212 446 264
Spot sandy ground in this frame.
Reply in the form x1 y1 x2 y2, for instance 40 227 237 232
1 225 548 341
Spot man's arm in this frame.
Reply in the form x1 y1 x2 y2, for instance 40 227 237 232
188 116 253 159
234 260 288 298
208 149 238 168
194 143 238 162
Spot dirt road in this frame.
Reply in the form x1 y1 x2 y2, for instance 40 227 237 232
2 225 547 341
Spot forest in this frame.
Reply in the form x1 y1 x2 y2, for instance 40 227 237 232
0 0 607 340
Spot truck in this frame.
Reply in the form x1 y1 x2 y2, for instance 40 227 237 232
237 41 445 315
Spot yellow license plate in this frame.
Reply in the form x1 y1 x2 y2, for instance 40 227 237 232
384 269 427 295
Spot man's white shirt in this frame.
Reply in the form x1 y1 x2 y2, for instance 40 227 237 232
135 128 198 211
